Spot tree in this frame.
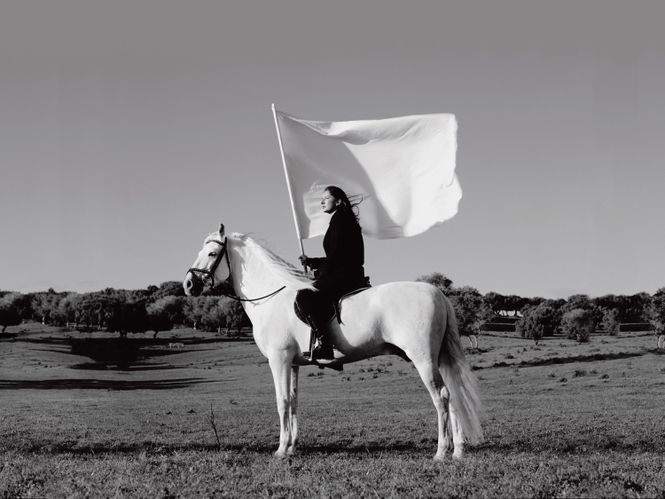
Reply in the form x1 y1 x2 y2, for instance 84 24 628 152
4 293 32 319
183 296 206 330
601 308 620 336
0 293 34 333
221 298 247 336
593 294 620 313
416 274 486 347
0 295 22 333
648 288 665 337
538 299 565 331
150 281 186 300
55 293 82 327
416 272 453 293
516 305 558 344
561 308 595 343
484 292 506 317
562 294 592 313
74 292 113 329
145 308 173 338
626 292 651 323
448 286 485 338
105 300 149 339
30 290 64 324
494 294 528 316
149 296 185 327
200 298 228 334
563 294 604 326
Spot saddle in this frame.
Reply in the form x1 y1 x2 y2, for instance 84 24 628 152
333 284 372 324
294 277 371 327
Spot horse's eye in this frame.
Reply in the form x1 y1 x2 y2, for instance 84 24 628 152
208 252 217 257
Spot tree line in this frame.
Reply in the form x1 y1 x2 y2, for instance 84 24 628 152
416 273 663 344
0 281 248 338
2 275 665 342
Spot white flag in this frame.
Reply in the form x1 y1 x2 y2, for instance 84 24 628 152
273 106 462 240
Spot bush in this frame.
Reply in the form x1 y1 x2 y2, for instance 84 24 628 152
516 305 558 344
0 293 28 333
105 300 149 338
448 286 486 338
416 274 487 338
0 303 21 333
561 308 596 343
601 308 620 336
649 288 665 336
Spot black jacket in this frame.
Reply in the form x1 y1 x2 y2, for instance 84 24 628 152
308 208 364 280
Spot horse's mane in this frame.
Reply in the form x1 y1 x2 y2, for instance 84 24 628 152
228 233 315 290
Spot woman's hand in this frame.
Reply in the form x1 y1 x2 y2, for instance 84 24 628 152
298 255 309 266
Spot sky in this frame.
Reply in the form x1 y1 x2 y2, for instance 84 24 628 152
1 1 664 299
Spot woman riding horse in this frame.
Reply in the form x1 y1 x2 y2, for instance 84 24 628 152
296 186 368 360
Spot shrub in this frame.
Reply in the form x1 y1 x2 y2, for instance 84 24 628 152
416 274 487 338
561 308 596 343
601 308 620 336
648 288 665 337
0 302 21 333
0 293 28 333
515 305 558 344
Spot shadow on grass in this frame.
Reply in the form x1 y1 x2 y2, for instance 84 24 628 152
12 435 665 457
20 441 222 455
18 336 250 371
68 362 184 371
16 440 430 457
0 378 215 390
476 350 657 370
476 437 665 454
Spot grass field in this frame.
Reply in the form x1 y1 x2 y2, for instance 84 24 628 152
1 324 664 497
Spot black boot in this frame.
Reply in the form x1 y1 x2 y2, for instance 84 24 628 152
305 315 334 361
311 330 334 360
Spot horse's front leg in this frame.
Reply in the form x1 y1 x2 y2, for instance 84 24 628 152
287 365 299 456
268 352 293 458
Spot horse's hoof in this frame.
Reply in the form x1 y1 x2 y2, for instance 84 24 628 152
452 452 463 460
286 448 296 456
273 450 287 459
433 454 446 462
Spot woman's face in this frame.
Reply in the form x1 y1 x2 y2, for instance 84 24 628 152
321 190 341 213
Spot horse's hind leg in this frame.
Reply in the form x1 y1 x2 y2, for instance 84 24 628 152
286 365 299 456
268 352 293 458
448 400 464 459
412 358 451 461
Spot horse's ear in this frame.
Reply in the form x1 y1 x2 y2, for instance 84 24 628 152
218 223 225 235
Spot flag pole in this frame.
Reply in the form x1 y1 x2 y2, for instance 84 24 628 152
271 104 307 266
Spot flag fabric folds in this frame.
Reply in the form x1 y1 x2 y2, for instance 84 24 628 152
273 107 462 240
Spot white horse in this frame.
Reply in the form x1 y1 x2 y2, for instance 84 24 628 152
183 225 482 460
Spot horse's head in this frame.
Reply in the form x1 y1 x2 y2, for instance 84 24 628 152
183 223 231 296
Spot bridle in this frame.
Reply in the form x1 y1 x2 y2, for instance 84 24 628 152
187 238 230 289
187 237 286 303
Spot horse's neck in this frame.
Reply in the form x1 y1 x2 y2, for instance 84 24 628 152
227 238 284 307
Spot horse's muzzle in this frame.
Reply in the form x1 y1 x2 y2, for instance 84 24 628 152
183 272 204 296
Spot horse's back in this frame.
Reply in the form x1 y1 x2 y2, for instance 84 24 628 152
345 281 443 309
338 281 446 343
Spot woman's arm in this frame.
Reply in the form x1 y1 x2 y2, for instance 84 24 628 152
305 257 326 269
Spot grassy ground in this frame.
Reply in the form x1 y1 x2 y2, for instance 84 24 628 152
1 324 664 497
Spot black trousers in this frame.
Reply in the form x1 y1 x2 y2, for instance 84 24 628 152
294 273 364 328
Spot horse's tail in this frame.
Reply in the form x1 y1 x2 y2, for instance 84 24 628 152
438 295 483 444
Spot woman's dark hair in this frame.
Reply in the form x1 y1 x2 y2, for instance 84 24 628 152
325 185 361 225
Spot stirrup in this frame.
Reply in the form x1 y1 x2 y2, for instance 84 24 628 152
311 343 334 361
306 329 317 361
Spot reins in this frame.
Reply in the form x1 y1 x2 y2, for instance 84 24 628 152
226 285 286 303
187 237 286 303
